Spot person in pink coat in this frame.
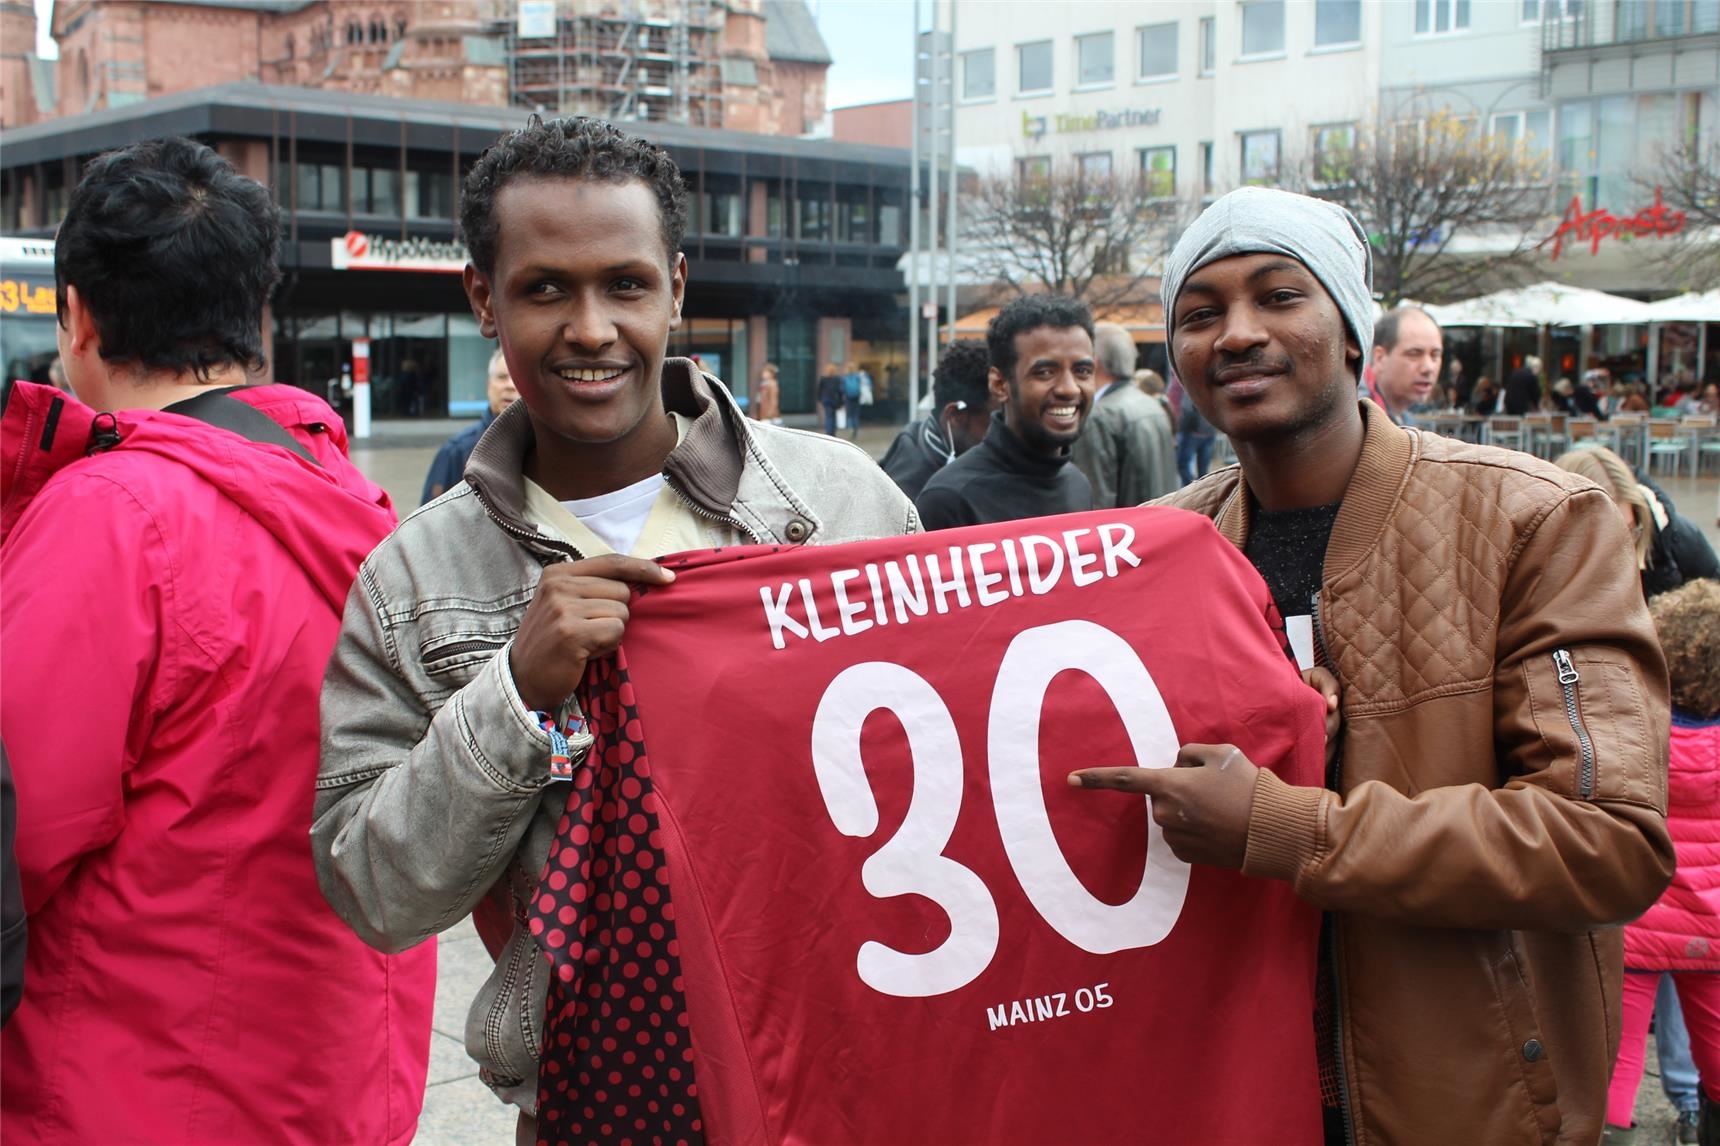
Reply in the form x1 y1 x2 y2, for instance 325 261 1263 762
1606 577 1720 1144
0 138 434 1144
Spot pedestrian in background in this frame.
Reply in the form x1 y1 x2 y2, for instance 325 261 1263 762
754 360 782 424
0 136 433 1146
1554 447 1720 599
1071 321 1178 506
421 347 518 504
1602 578 1720 1146
879 338 994 500
916 293 1096 529
1504 354 1544 415
1175 377 1217 486
818 360 844 436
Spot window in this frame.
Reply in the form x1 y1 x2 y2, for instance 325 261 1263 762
1521 0 1582 20
701 172 743 235
1240 0 1286 55
1619 0 1717 37
1017 155 1051 184
877 189 904 246
404 169 453 219
1311 123 1356 182
1077 152 1113 180
295 162 343 211
795 188 830 241
1200 141 1215 193
1137 22 1177 80
351 166 398 214
1490 109 1553 156
836 188 871 243
961 48 995 99
1199 16 1215 74
1414 0 1471 34
1075 32 1114 87
1240 130 1281 185
1315 0 1362 46
1140 146 1175 198
1017 40 1052 94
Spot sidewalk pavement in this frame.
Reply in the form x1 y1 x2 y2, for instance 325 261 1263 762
347 418 1711 1144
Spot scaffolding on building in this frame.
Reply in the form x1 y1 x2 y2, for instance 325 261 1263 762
502 0 725 126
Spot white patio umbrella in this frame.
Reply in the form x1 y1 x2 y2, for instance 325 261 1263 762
1423 281 1654 328
1640 291 1720 323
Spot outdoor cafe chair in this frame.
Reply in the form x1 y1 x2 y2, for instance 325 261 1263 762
1524 413 1568 459
1646 419 1695 477
1487 415 1526 454
1566 418 1604 450
1682 414 1720 476
1610 412 1648 466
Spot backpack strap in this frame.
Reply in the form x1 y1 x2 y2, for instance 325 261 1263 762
163 388 321 468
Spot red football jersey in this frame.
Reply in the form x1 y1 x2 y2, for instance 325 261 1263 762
613 506 1325 1145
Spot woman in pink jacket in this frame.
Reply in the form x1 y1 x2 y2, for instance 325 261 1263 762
0 139 434 1144
1606 578 1720 1143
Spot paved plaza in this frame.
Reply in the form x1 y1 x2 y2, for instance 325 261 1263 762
347 418 1719 1145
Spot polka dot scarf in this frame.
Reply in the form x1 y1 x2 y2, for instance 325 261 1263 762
529 650 705 1146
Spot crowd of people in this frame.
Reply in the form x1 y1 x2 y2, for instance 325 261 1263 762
1 117 1718 1146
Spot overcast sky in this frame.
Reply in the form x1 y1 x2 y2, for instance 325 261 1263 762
35 0 917 108
813 0 916 109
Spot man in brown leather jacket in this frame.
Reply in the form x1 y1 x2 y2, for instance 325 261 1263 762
1072 187 1675 1145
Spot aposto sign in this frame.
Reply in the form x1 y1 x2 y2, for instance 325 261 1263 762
1022 107 1161 141
329 230 468 274
1547 187 1686 260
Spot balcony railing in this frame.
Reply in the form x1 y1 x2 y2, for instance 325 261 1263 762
1544 0 1720 51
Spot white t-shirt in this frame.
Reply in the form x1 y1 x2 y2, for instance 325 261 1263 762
559 473 664 557
519 412 748 558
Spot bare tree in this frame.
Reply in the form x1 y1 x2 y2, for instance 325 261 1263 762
1281 110 1553 305
961 162 1198 308
1638 137 1719 288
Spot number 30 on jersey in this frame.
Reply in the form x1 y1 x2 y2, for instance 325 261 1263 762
810 619 1190 999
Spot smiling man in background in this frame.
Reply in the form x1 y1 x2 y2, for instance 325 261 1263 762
311 115 915 1143
915 294 1096 530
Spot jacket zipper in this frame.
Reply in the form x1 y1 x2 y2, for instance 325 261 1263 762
425 637 507 663
662 474 766 543
1554 649 1596 798
1311 591 1358 1146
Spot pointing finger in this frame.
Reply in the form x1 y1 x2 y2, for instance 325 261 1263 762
1066 767 1171 793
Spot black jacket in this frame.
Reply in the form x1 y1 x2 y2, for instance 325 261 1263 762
1503 368 1541 416
1638 475 1720 599
879 416 951 501
915 412 1093 530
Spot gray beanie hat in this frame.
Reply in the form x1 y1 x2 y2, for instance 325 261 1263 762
1160 186 1375 380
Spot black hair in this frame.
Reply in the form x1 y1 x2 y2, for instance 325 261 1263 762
56 137 280 379
460 115 689 275
986 294 1095 381
1372 306 1438 352
932 339 991 410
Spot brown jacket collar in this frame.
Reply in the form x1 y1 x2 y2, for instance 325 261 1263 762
463 357 745 537
1205 399 1416 581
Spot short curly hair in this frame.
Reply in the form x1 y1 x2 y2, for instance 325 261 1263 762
932 339 991 410
986 294 1095 381
460 115 688 275
1650 578 1720 718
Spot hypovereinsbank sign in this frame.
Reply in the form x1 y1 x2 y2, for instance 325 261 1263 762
330 230 467 274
